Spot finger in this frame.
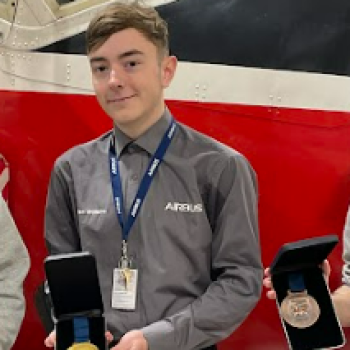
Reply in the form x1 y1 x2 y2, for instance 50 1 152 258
105 331 114 344
264 267 271 277
263 277 272 289
44 331 56 348
322 259 331 276
267 289 277 300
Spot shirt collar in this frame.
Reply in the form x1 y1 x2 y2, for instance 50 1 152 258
113 126 132 158
113 108 173 157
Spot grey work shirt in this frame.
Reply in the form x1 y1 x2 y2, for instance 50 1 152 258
342 205 350 286
45 109 263 350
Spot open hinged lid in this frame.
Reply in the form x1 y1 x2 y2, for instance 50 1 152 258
44 252 104 320
270 235 338 274
269 235 345 350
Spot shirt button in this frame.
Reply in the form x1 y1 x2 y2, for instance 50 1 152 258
128 145 138 154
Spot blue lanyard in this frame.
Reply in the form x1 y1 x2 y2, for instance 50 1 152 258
109 119 176 243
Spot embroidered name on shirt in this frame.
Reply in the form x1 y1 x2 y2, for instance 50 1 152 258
164 202 203 213
78 209 107 215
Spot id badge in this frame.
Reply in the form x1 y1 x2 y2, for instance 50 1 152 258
112 268 138 310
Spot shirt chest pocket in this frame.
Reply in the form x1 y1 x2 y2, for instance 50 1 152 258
75 175 120 239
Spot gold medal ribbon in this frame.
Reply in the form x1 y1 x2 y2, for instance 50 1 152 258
67 317 99 350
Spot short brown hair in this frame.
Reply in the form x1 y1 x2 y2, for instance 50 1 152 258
86 1 169 56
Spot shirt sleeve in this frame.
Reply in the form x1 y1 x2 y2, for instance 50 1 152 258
342 205 350 286
45 159 81 255
142 154 263 350
0 195 30 350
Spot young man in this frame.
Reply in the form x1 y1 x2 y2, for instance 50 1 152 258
44 2 263 350
0 195 30 349
263 205 350 326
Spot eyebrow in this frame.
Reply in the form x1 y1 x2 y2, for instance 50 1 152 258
118 49 144 59
89 50 144 64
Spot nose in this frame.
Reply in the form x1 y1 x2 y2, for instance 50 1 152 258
108 69 124 88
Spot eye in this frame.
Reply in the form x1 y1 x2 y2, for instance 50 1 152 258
93 65 108 73
91 65 111 80
124 60 140 70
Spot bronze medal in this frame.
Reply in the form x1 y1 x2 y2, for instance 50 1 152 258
280 290 320 328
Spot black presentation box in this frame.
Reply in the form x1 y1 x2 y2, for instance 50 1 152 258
45 252 107 350
270 235 345 350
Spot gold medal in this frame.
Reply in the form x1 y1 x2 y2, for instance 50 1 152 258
280 290 320 328
68 342 99 350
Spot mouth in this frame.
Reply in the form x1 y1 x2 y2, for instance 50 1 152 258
107 95 136 104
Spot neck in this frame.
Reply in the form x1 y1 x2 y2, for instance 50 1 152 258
115 105 165 139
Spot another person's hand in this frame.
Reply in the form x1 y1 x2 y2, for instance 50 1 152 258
263 267 276 299
44 330 114 347
44 331 56 348
321 259 331 285
263 260 331 300
111 330 148 350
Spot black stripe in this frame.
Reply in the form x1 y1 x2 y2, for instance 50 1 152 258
36 0 350 76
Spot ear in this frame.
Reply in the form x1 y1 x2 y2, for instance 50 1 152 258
161 55 177 88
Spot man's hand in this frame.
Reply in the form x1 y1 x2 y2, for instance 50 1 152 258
44 330 113 347
111 330 148 350
263 260 331 299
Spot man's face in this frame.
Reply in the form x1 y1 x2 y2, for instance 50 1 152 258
88 28 176 131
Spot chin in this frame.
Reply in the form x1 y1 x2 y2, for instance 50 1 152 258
110 113 139 126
